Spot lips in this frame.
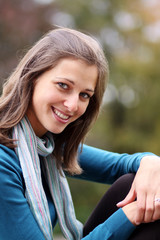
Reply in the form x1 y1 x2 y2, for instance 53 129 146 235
52 108 70 121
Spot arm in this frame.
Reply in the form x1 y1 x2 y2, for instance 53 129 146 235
0 145 46 240
118 155 160 224
78 144 155 184
82 208 136 240
79 144 160 225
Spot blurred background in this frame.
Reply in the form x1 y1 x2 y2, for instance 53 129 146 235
1 0 160 236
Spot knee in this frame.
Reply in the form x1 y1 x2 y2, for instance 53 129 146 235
115 173 135 186
109 173 135 199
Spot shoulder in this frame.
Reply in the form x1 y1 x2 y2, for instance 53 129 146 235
0 144 19 163
0 144 22 182
0 144 17 158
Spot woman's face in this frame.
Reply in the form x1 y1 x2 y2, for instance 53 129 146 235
26 58 98 137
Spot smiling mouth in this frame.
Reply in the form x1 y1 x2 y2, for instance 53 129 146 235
53 108 70 120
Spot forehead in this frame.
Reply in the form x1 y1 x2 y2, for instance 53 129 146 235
53 58 98 88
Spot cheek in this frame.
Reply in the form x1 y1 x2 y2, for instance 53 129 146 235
78 102 89 116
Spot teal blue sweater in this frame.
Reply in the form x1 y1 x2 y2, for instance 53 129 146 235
0 144 154 240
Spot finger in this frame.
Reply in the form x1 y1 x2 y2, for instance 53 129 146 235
143 195 154 223
152 197 160 221
117 186 136 207
135 192 146 225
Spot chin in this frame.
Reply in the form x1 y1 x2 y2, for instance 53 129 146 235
50 128 65 134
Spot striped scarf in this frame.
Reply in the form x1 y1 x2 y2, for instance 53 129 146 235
12 117 83 240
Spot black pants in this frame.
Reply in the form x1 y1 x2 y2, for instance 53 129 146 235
83 174 160 239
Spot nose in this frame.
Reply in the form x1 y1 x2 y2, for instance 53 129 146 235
64 94 79 113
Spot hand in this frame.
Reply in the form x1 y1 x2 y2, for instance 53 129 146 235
117 156 160 225
122 201 138 226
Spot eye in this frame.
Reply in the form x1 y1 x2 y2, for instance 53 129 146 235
80 92 91 99
58 82 68 89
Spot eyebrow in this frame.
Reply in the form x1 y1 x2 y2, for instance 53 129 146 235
55 77 95 93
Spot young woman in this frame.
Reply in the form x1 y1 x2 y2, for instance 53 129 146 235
0 27 160 240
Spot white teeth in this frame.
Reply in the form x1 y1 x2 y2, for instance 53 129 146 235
54 109 69 120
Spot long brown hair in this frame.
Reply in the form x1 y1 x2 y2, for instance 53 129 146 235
0 27 109 174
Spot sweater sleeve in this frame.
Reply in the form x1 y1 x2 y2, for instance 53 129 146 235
77 144 156 184
0 145 46 240
82 208 136 240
